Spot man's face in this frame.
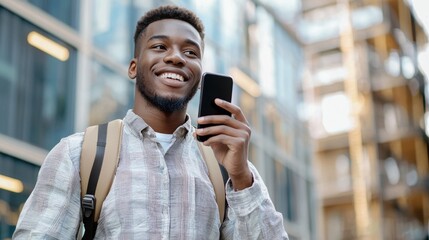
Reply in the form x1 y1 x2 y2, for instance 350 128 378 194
129 19 203 113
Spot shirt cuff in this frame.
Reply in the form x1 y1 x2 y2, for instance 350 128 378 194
225 169 265 217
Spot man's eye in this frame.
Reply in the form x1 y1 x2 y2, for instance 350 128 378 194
184 50 198 57
153 45 166 50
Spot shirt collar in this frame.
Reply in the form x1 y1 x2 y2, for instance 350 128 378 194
123 109 193 138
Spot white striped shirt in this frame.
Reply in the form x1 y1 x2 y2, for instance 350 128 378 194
13 110 288 240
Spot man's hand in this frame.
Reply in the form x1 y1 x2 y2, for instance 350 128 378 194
195 98 253 190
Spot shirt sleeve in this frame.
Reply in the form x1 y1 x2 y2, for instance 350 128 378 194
220 161 289 240
13 134 83 240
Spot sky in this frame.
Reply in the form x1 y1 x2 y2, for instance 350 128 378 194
410 0 429 32
409 0 429 78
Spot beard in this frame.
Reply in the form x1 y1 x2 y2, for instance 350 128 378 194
136 71 199 113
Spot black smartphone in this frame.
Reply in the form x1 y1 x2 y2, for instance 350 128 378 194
197 72 233 142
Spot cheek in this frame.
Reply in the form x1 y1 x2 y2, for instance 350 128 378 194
190 61 202 77
139 51 158 68
137 59 155 78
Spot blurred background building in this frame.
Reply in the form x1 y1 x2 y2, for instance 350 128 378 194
0 0 315 239
299 0 429 239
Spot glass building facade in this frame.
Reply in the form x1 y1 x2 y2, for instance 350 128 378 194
0 0 315 239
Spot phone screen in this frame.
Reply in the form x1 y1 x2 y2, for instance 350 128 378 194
197 72 233 142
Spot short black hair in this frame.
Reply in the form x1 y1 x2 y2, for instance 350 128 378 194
133 5 205 56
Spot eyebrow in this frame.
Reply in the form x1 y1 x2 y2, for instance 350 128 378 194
148 35 201 51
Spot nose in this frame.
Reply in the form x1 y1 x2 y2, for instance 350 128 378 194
164 48 186 65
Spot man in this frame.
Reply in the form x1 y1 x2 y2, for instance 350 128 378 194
13 5 288 239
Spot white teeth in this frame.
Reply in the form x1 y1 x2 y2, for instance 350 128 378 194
160 72 185 82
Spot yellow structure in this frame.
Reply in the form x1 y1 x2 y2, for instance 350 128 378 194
300 0 429 238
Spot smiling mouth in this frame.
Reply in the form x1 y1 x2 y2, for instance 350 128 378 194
159 72 185 82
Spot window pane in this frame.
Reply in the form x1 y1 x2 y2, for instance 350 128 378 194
0 7 77 150
92 0 134 64
0 153 40 239
273 160 298 222
25 0 80 29
89 61 133 125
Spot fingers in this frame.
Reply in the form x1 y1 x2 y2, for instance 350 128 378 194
196 99 251 145
214 99 249 125
197 98 248 127
195 124 250 143
197 115 248 131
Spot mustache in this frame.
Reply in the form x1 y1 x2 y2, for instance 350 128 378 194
135 72 199 113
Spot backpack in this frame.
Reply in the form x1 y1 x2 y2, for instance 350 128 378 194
79 120 228 239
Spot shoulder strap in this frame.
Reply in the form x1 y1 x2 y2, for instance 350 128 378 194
197 142 229 224
80 119 123 239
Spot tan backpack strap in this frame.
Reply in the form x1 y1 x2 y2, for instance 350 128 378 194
80 119 123 239
197 142 228 224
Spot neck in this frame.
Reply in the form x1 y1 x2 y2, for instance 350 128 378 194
133 91 188 134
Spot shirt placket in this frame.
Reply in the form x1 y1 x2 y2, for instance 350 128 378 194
161 158 170 240
150 132 171 240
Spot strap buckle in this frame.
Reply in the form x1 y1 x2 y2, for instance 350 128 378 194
82 194 96 218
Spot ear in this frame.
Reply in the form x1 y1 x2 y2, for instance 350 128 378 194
128 58 137 79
